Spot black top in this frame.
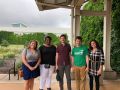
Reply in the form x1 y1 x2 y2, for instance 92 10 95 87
39 45 56 65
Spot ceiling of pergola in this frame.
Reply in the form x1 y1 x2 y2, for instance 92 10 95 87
35 0 87 11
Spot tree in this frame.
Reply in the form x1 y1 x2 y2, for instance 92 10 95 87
80 0 104 46
0 31 59 47
0 31 14 44
47 33 59 45
111 0 120 72
80 0 120 73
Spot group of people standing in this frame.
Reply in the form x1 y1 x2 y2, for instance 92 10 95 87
21 34 104 90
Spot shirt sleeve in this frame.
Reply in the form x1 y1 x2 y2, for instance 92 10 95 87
54 46 56 56
39 46 42 54
69 44 71 52
21 48 27 56
100 50 104 65
37 49 41 58
56 46 59 53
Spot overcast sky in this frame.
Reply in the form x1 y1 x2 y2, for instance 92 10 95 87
0 0 71 28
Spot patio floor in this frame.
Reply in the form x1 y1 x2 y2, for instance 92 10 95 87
0 74 120 90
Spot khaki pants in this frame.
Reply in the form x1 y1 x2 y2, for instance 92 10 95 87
74 66 86 90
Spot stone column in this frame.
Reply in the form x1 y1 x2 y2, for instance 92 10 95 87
71 7 80 47
103 0 117 79
73 7 80 36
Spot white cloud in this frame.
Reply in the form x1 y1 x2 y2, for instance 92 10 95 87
0 0 71 28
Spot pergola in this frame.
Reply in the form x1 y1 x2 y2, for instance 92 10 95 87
35 0 116 79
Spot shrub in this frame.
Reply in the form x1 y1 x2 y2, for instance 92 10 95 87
0 54 3 59
111 0 120 73
16 61 22 70
1 39 9 47
3 52 15 59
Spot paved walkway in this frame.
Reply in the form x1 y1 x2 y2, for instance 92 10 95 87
0 74 120 90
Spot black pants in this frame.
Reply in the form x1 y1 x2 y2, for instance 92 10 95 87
89 75 100 90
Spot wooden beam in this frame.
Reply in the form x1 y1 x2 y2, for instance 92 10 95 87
74 0 85 7
77 10 107 16
36 2 74 9
36 1 106 17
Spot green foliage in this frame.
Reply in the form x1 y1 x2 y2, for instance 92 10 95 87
80 0 120 72
0 31 14 44
0 47 10 53
0 60 4 67
0 45 23 59
111 0 120 72
80 0 104 47
24 41 29 48
47 33 59 45
85 0 104 11
1 39 9 47
3 52 15 59
16 61 22 70
0 31 59 46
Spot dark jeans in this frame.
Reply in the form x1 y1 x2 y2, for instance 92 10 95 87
89 75 100 90
58 65 71 90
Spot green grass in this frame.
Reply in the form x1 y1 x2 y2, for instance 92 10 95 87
7 45 24 49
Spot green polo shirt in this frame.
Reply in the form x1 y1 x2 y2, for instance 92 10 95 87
72 45 88 67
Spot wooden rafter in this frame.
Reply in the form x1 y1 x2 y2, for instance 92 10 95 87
36 1 74 9
79 10 106 16
74 0 85 7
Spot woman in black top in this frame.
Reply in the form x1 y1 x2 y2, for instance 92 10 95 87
39 36 56 90
88 40 104 90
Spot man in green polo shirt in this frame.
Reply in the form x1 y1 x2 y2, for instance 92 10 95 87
71 36 89 90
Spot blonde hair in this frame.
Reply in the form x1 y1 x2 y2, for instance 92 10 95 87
27 40 38 50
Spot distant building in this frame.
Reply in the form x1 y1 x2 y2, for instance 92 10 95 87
12 23 27 28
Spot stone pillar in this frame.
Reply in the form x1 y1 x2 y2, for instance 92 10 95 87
103 0 117 80
71 8 74 48
73 7 80 36
71 7 80 47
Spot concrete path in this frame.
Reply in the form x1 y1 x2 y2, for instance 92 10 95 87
0 74 120 90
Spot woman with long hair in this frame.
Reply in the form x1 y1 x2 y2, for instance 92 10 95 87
22 40 41 90
88 40 104 90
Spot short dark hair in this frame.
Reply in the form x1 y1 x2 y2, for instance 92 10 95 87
45 36 52 41
75 36 82 41
60 34 66 39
